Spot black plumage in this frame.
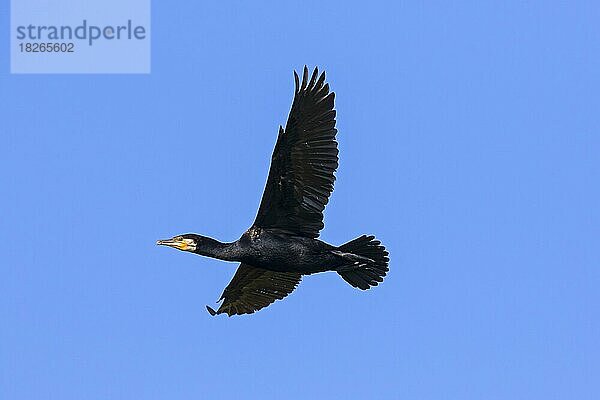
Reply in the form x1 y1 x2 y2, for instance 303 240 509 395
157 66 389 317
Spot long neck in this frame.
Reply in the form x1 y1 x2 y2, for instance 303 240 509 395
195 237 241 262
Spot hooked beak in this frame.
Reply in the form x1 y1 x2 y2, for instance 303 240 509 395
156 238 182 249
157 236 195 251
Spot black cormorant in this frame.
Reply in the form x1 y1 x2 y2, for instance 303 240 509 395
157 66 389 316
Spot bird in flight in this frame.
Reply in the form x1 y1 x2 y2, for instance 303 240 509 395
157 66 389 316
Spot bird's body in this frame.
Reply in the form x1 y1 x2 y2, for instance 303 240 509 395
182 228 341 273
235 228 339 274
158 66 389 316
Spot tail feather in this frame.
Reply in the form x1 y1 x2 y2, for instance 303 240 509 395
336 235 389 290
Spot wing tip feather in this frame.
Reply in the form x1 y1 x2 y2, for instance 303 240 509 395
293 70 300 93
308 66 319 91
206 305 217 316
301 65 309 91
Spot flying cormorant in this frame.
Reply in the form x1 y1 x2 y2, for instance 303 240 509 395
157 66 389 316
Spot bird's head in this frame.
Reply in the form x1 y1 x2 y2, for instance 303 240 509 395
156 234 201 253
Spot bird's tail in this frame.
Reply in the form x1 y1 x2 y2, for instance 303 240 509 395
335 235 389 290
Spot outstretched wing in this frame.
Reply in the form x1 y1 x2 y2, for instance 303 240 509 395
206 263 302 317
253 66 338 238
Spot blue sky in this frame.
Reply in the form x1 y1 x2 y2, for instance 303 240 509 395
1 1 599 399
